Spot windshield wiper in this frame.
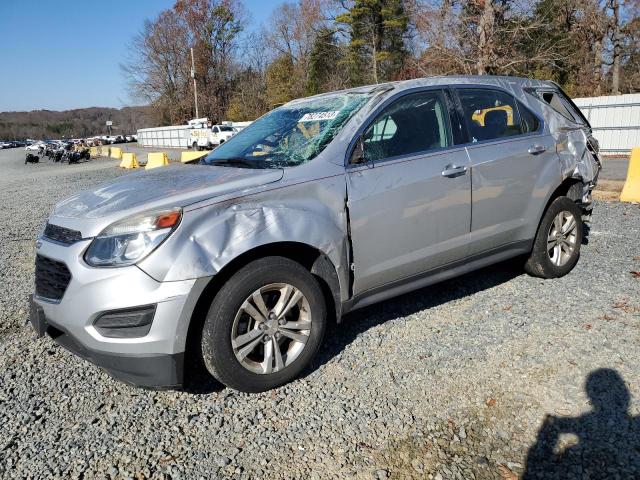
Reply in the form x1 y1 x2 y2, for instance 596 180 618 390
208 158 266 169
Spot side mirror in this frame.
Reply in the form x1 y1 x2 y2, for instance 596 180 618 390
350 136 365 165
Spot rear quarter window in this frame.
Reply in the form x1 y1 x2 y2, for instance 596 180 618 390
528 89 587 126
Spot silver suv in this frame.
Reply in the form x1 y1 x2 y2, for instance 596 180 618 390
30 76 601 393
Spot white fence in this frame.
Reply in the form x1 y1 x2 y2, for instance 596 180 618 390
137 121 253 149
573 93 640 155
137 125 193 149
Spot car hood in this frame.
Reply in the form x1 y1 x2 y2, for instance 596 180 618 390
52 163 284 220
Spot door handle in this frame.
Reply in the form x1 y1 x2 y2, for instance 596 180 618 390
441 164 467 178
528 145 547 155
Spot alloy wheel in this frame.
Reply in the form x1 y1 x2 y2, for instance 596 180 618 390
231 283 312 375
547 210 578 267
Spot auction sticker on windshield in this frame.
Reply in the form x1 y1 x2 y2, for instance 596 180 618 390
299 111 339 122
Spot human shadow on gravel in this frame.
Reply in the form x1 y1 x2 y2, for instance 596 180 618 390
308 258 522 374
523 368 640 479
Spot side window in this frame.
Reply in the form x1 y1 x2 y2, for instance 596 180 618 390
518 102 540 133
362 90 450 162
457 89 523 142
533 89 586 125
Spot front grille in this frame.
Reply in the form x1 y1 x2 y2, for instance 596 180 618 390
43 223 82 245
35 255 72 301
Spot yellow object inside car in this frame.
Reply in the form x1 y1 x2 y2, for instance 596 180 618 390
472 105 514 126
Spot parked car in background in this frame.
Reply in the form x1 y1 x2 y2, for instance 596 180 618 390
30 75 600 393
25 143 43 151
190 124 235 150
106 135 124 144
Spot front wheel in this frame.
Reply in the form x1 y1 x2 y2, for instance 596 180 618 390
525 196 583 278
201 257 326 392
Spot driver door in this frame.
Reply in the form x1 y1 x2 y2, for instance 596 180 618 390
346 89 472 295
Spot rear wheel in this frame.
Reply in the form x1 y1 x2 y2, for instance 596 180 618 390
525 196 582 278
192 142 199 151
201 257 326 392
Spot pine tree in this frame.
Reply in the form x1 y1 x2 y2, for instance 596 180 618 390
306 28 343 96
265 55 297 108
337 0 409 86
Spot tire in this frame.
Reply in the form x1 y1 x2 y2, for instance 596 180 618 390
192 142 198 151
201 256 326 392
525 196 583 279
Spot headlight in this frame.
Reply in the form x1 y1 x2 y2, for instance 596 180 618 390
84 208 181 267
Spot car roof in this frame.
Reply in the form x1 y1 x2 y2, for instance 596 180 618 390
289 75 556 105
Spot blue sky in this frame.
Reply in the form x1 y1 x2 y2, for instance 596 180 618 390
0 0 278 112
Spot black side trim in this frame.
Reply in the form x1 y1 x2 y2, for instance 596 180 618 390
46 323 183 389
343 239 532 314
94 304 157 338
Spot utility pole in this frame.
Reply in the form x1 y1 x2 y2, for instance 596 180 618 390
190 47 200 118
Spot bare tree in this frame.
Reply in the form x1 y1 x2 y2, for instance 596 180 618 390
121 11 192 125
608 0 622 94
476 0 496 74
175 0 246 121
120 0 639 128
264 0 327 97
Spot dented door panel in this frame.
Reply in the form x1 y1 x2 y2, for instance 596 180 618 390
346 148 472 295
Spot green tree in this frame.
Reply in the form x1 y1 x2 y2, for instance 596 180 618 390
265 55 297 108
306 28 343 95
527 0 608 96
337 0 409 86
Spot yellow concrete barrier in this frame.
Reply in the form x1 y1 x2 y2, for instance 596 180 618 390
181 150 211 163
89 147 99 158
620 147 640 203
100 146 110 157
110 147 123 159
120 153 139 169
145 152 169 170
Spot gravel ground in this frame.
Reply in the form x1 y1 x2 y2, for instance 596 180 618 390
0 147 639 480
599 155 629 181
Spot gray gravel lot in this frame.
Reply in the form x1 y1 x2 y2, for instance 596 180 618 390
0 147 639 479
599 156 629 181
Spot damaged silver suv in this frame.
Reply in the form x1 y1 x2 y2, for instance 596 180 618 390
30 76 601 392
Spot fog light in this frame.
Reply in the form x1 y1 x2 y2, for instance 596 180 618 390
94 305 156 338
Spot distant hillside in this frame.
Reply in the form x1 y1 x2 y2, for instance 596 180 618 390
0 106 154 140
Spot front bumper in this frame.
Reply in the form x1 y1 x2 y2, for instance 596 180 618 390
30 237 208 388
30 300 183 388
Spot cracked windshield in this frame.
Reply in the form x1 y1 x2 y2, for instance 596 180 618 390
203 92 372 168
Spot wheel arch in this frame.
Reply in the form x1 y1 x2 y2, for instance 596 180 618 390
545 177 584 208
530 177 585 249
182 241 342 385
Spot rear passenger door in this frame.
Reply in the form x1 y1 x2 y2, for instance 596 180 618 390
346 89 472 295
454 87 558 254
